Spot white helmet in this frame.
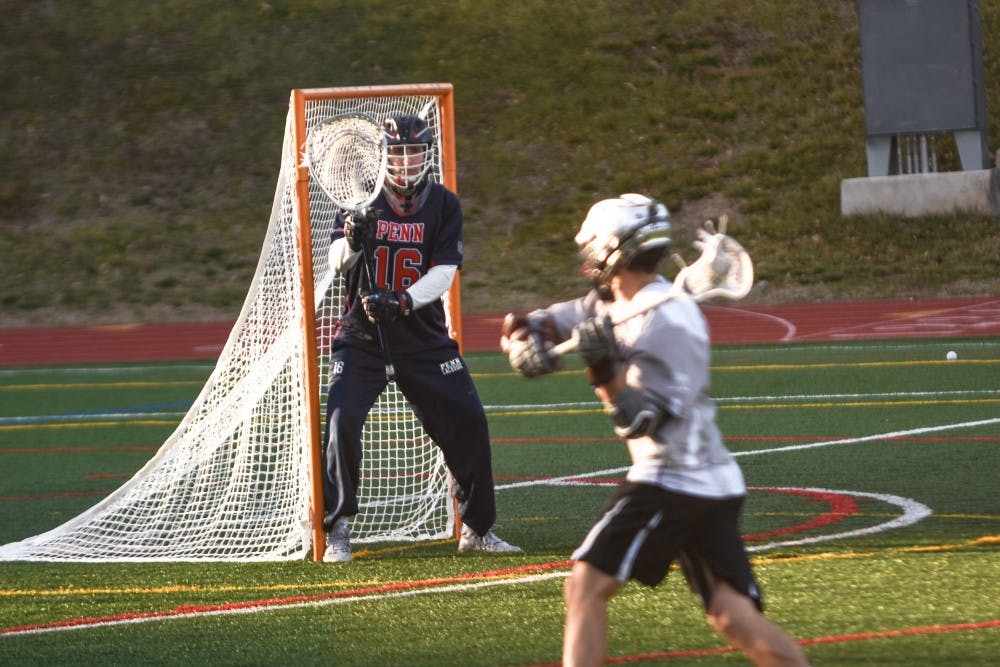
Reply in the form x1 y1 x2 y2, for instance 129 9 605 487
575 193 671 284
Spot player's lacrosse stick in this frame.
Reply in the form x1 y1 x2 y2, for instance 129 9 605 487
552 216 754 357
304 112 396 380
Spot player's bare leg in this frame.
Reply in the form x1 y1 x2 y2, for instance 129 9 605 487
706 580 810 667
562 561 622 667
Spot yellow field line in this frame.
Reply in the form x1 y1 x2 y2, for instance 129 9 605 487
489 408 601 417
753 534 1000 566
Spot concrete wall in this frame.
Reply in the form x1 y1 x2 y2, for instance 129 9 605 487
841 162 1000 217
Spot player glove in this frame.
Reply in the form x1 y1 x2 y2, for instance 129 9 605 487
574 315 624 385
500 311 564 378
343 208 377 252
362 290 413 324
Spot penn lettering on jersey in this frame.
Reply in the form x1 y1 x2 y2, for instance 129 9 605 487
439 357 464 375
376 220 425 243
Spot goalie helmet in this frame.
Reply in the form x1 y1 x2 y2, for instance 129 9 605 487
575 193 672 285
382 114 434 209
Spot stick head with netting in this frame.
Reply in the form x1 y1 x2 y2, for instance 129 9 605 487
304 112 388 212
672 215 754 302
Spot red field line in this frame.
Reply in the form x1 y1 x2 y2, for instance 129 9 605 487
1 297 997 365
744 488 858 542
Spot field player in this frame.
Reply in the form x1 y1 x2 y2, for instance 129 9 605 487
321 113 520 562
501 194 810 666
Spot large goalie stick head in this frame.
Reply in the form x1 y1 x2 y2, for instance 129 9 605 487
303 112 395 379
304 112 388 212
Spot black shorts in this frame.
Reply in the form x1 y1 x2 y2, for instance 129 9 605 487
571 482 763 611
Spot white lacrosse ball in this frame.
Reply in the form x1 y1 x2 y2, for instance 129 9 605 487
946 350 958 361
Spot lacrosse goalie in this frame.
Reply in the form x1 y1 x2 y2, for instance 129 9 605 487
501 194 810 667
321 114 520 562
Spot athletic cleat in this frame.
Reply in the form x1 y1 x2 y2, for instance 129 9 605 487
323 517 352 563
458 524 522 553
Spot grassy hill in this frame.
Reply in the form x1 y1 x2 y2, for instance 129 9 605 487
2 0 998 327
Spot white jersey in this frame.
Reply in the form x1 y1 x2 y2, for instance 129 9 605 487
544 277 745 499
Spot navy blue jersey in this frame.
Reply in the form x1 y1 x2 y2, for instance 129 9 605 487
331 183 462 355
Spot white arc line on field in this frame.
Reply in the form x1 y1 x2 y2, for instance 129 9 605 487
495 416 1000 491
743 488 931 552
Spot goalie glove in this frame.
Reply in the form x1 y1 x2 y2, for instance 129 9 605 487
500 311 564 378
362 290 413 324
574 315 625 386
343 207 378 252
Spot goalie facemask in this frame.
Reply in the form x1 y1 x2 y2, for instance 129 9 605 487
382 114 434 212
575 193 672 288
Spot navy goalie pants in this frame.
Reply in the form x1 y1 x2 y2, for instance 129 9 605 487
321 340 498 536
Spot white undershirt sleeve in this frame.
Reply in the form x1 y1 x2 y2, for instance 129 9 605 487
406 264 457 309
328 237 362 274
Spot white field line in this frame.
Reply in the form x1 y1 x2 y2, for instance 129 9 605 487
0 412 188 426
715 339 1000 355
727 416 1000 458
1 571 569 637
496 417 1000 491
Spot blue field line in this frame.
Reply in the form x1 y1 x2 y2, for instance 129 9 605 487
0 363 214 378
0 402 191 426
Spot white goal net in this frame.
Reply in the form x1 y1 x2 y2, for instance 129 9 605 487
0 85 457 562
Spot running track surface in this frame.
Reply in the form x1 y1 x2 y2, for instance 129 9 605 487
1 296 998 366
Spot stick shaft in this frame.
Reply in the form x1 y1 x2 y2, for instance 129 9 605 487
550 281 685 357
361 240 396 380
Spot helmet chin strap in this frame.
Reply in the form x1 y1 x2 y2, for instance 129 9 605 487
581 265 615 301
384 182 431 215
595 283 614 301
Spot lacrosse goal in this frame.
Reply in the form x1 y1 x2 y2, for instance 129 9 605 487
0 84 460 562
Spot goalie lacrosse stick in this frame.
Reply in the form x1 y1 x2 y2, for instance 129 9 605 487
552 217 754 357
304 112 396 379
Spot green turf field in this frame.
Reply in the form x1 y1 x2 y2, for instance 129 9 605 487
1 339 998 666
